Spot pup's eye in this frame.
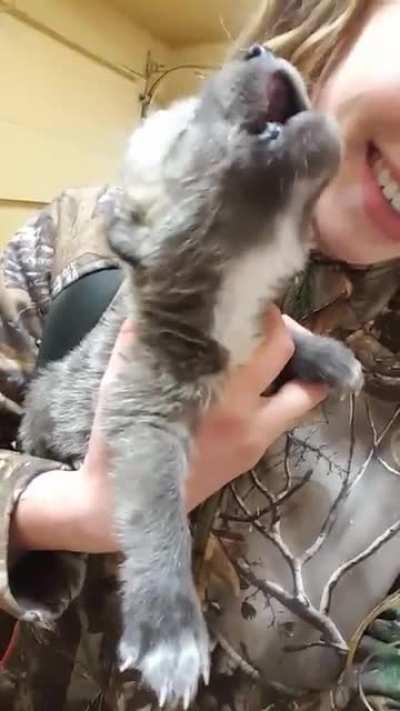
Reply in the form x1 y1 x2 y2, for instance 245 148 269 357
243 44 273 61
129 209 140 224
116 200 141 225
244 44 265 61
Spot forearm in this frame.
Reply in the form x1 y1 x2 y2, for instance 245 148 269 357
10 463 225 557
10 467 118 556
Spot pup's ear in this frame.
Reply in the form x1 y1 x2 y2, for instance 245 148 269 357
107 194 148 267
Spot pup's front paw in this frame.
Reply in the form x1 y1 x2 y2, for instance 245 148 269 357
119 588 209 708
291 334 364 396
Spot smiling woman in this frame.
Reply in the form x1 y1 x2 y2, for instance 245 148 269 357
232 0 400 266
313 1 400 263
193 1 400 709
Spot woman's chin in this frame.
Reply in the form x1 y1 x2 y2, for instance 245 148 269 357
314 196 400 266
316 236 375 265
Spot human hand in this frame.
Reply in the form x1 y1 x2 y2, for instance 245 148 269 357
10 321 136 556
12 308 328 554
186 306 328 508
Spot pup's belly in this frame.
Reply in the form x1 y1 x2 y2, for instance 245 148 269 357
212 232 305 366
216 307 265 367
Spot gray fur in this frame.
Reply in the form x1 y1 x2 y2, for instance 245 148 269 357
20 48 363 707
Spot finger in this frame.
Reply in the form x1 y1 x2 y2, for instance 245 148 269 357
103 319 136 378
282 314 311 336
97 319 136 398
230 305 294 400
91 319 136 441
256 379 329 442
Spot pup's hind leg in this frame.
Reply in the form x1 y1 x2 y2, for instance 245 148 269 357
111 422 209 709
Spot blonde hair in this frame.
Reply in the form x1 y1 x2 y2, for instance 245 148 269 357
231 0 373 87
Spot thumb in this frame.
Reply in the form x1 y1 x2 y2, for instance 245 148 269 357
257 379 328 441
85 319 136 470
99 319 136 392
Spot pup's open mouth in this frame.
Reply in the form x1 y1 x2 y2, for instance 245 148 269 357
247 70 307 138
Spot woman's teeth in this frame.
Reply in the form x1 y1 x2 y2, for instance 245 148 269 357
371 156 400 214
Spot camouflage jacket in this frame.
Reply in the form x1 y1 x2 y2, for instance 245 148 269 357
0 186 399 711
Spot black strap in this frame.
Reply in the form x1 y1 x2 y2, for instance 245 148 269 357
37 267 123 368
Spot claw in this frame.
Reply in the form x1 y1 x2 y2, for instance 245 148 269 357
202 665 210 687
119 655 134 673
158 685 168 708
183 688 191 710
158 692 166 708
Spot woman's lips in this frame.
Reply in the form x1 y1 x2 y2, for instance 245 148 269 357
363 143 400 243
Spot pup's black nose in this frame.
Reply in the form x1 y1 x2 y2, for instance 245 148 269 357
244 44 267 61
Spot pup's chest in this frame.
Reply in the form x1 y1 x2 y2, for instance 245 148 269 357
212 221 306 366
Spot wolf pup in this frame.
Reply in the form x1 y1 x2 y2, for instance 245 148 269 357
20 45 363 708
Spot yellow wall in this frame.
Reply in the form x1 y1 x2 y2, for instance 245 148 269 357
0 0 170 243
0 0 228 247
163 42 227 103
